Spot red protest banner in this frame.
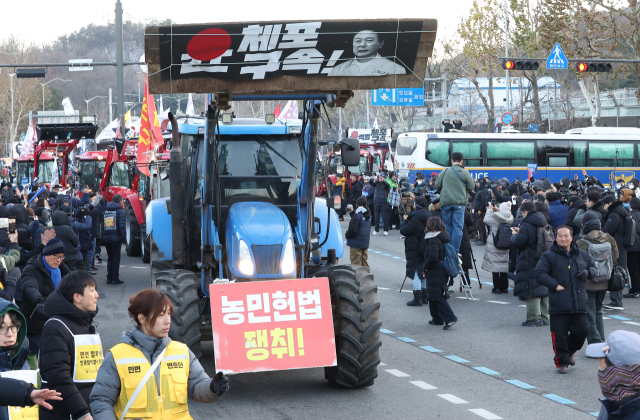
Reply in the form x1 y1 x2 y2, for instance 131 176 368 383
209 278 336 374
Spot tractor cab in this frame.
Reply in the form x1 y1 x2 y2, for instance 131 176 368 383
15 153 55 186
75 151 107 192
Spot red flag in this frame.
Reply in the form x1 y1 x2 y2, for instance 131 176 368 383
274 104 281 118
137 77 153 177
115 117 122 139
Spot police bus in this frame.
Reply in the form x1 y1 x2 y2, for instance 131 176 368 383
395 127 640 185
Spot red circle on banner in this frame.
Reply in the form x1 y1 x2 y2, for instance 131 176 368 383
187 28 232 61
350 131 359 138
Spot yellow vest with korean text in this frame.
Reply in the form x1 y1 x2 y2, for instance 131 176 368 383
111 340 192 420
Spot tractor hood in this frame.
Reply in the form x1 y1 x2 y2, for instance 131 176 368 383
226 202 295 279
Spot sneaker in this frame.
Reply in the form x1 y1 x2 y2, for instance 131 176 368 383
603 304 624 310
557 365 568 374
522 319 543 327
476 241 486 245
623 293 640 298
372 231 380 236
429 319 444 326
491 288 499 294
111 279 124 285
443 320 457 330
569 354 576 366
383 231 388 236
95 255 103 263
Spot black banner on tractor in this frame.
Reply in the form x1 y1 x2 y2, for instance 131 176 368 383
146 19 437 95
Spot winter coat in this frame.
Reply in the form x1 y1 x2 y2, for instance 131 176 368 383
629 209 640 253
0 299 30 373
19 255 70 335
349 180 363 205
576 224 618 292
345 210 371 250
460 211 473 271
0 243 23 302
423 230 451 302
0 377 36 408
510 211 549 299
90 200 105 239
51 210 79 264
400 208 430 278
597 392 640 420
39 290 98 420
435 164 475 208
547 200 569 230
481 208 514 273
72 215 93 251
566 198 586 239
534 241 596 314
90 326 219 419
102 201 126 243
29 220 45 248
472 186 490 213
8 204 29 232
372 180 390 205
603 200 629 269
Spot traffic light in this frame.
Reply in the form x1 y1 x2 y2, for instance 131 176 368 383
502 60 540 71
576 62 612 73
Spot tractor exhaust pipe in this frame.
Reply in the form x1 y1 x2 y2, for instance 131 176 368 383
168 112 186 266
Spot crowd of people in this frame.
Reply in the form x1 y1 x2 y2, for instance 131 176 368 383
342 152 640 418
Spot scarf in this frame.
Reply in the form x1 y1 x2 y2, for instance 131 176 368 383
598 364 640 402
42 255 62 289
355 207 367 214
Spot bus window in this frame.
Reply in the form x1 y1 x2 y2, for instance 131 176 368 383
427 141 449 166
573 142 587 166
548 156 568 167
397 137 417 155
487 142 534 166
452 142 482 166
589 143 634 167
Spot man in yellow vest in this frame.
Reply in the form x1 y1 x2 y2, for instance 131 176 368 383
90 289 228 420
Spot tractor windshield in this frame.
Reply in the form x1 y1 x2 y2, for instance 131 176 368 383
79 160 106 192
16 162 33 185
109 161 131 188
37 161 55 184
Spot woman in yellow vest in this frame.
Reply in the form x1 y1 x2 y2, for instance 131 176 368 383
89 289 229 420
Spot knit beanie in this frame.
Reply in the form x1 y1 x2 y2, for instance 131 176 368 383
43 238 66 256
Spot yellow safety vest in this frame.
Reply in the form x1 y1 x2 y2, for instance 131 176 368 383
111 340 191 420
1 370 39 420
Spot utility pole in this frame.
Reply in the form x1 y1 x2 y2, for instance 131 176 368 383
109 88 113 122
504 0 510 114
338 107 342 139
366 91 370 128
115 0 125 136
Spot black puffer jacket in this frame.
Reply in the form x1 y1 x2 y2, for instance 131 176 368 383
102 201 126 243
511 211 549 299
90 200 104 239
345 210 371 250
372 180 390 205
473 186 490 213
603 200 628 269
51 211 79 264
8 204 29 231
423 230 451 302
348 179 363 205
400 209 430 278
566 198 586 239
39 290 97 420
19 255 70 335
534 241 596 314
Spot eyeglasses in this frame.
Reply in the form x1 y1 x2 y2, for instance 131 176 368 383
0 325 20 335
49 255 64 261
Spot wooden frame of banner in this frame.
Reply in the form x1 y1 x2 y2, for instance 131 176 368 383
145 18 437 98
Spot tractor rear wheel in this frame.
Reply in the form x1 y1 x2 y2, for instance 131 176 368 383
154 269 202 358
324 265 381 388
125 204 141 257
141 223 150 263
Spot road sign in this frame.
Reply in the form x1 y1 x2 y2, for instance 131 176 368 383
528 123 538 133
546 43 568 69
501 112 514 125
371 88 424 107
371 89 396 106
69 59 93 72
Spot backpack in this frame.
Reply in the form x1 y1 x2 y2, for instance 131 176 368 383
441 242 461 278
581 239 613 283
532 225 555 260
623 215 637 247
492 223 513 250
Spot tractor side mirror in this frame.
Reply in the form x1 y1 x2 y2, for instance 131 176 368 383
340 137 360 167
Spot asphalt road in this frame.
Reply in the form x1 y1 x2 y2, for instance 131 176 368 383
92 219 640 419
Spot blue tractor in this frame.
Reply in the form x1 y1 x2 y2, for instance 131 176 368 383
145 96 382 388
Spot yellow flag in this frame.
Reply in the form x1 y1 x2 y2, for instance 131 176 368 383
124 110 131 127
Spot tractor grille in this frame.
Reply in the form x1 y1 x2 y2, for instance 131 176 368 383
251 245 283 275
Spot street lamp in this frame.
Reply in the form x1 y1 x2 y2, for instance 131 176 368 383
40 78 72 111
85 96 107 115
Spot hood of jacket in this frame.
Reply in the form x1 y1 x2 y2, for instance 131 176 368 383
7 205 27 225
581 229 611 245
52 210 70 226
121 326 170 359
523 211 548 228
106 201 123 211
607 200 628 218
0 298 27 359
589 200 605 214
44 289 98 327
425 230 450 243
411 208 430 224
492 210 514 224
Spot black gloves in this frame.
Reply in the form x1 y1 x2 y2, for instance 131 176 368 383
32 301 46 318
210 371 229 397
577 270 589 282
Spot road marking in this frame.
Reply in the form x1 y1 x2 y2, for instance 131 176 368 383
396 337 416 343
400 290 412 293
381 254 391 257
456 296 480 300
603 316 612 320
444 355 469 363
486 301 509 305
409 381 437 390
589 413 600 417
385 369 410 378
473 367 500 375
504 379 536 389
622 321 640 326
380 329 395 334
518 305 527 307
378 287 390 290
542 394 576 404
131 266 146 269
419 346 442 353
392 256 403 260
608 315 631 321
437 394 468 404
468 409 503 419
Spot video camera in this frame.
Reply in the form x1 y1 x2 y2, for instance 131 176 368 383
558 188 570 205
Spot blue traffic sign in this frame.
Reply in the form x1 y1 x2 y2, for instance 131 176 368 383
546 43 568 69
528 123 538 132
501 112 514 125
371 88 424 107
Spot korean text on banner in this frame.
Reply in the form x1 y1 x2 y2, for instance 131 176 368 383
210 278 336 374
1 369 39 420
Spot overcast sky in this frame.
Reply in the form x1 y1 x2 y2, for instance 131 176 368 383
3 0 474 47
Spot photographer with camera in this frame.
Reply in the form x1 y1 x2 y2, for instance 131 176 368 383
413 173 429 197
574 187 607 229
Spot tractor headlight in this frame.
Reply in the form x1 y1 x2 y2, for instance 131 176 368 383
238 240 254 276
281 239 295 275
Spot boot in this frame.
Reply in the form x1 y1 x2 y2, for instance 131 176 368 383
421 288 428 304
407 290 423 306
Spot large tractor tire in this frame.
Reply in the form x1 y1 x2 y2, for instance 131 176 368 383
125 204 142 257
324 265 381 388
154 269 202 358
141 223 150 264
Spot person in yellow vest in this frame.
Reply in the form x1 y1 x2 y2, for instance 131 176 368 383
90 289 229 420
